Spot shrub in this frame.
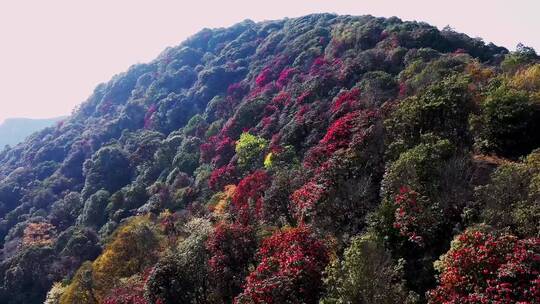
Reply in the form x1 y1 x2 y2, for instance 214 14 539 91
235 227 329 304
475 149 540 237
385 75 473 156
49 192 83 229
500 43 538 74
44 282 66 304
0 246 56 304
304 109 379 168
377 138 471 246
321 233 414 304
103 271 150 304
90 217 161 302
22 222 56 247
200 136 235 167
255 68 273 87
235 133 268 171
78 190 110 229
262 168 302 226
60 262 97 304
208 164 238 191
392 186 435 246
330 87 361 114
372 137 471 295
206 222 257 302
428 228 540 304
510 63 540 91
82 146 133 199
144 218 213 304
231 170 270 224
472 84 540 157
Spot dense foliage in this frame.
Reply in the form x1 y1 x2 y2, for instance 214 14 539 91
0 13 538 304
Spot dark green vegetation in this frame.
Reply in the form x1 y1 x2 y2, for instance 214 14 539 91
0 14 538 304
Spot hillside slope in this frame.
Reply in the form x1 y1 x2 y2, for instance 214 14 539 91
0 14 538 304
0 117 65 148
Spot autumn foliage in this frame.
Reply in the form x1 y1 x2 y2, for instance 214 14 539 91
22 222 56 247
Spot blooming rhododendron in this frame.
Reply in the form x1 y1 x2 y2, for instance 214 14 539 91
393 186 428 246
143 104 157 129
209 164 238 191
207 222 257 302
255 67 273 87
321 111 359 151
290 181 326 222
272 91 291 107
235 227 329 304
276 67 297 87
231 170 270 223
428 229 540 304
331 87 361 114
201 136 236 167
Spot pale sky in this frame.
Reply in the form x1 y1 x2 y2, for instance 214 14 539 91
0 0 538 123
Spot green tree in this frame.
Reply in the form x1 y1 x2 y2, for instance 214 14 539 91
77 190 110 229
59 262 97 304
472 84 540 157
235 132 268 171
81 146 133 199
385 75 472 158
321 233 415 304
474 149 540 237
144 218 213 304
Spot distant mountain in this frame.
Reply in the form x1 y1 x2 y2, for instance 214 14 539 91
0 117 65 148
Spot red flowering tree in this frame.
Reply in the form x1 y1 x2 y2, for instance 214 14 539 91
276 67 297 88
320 111 362 153
290 181 327 223
304 109 379 167
209 164 239 191
331 87 361 114
272 91 291 106
144 104 157 129
235 227 329 304
428 229 540 304
292 112 384 238
231 170 270 224
103 269 155 304
207 222 257 302
393 186 437 247
255 67 273 87
200 135 236 167
103 286 147 304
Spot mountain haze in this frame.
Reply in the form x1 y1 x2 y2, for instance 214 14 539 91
0 117 65 148
0 14 538 304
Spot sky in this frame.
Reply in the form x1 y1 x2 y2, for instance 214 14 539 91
0 0 539 123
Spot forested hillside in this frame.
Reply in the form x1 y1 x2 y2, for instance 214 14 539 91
0 14 538 304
